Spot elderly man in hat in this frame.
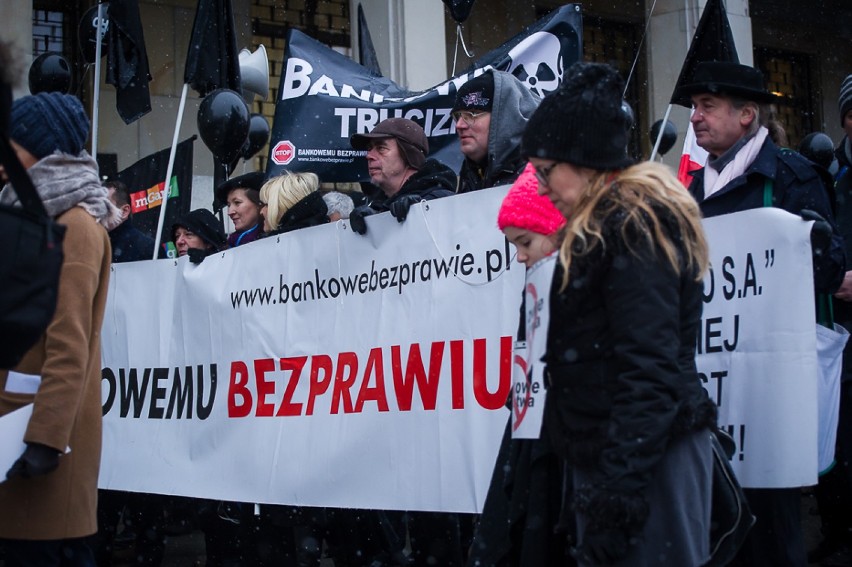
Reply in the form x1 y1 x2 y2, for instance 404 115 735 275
348 117 457 235
452 69 540 193
678 61 845 567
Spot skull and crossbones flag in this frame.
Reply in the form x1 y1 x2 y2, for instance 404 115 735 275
265 4 582 182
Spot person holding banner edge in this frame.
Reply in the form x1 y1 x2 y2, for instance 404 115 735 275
679 61 846 567
522 62 718 566
348 117 456 236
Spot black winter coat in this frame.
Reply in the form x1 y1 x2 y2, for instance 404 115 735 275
109 219 155 263
689 137 845 294
544 202 716 534
269 191 329 235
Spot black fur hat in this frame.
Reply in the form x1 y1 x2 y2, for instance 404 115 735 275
172 209 226 251
521 62 633 171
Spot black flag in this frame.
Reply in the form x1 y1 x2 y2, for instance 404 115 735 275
183 0 241 96
357 4 382 77
105 0 152 124
116 137 195 257
670 0 739 107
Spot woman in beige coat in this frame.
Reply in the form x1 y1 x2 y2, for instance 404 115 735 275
0 91 119 565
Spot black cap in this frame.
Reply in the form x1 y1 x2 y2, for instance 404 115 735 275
452 72 495 113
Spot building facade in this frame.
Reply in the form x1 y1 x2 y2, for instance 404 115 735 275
1 0 849 201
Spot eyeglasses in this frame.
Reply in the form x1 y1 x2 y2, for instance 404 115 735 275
533 162 559 187
451 110 488 127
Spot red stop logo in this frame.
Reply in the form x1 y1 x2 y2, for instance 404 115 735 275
272 140 296 165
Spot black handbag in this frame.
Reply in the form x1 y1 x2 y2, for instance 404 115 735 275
704 429 756 566
0 135 65 369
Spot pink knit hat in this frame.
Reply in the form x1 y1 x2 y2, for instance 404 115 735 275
497 163 566 235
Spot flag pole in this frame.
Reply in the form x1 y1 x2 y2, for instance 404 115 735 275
91 1 106 159
649 103 673 161
152 82 190 259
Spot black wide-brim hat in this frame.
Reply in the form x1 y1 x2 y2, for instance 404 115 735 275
675 61 779 104
214 171 266 205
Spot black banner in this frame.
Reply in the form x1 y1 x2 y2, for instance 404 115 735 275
266 4 582 182
116 137 195 254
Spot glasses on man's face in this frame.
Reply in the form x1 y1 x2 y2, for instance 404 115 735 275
451 110 488 127
533 162 559 187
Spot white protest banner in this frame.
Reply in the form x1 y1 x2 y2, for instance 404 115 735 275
0 404 32 483
100 187 524 513
511 255 554 438
699 207 818 488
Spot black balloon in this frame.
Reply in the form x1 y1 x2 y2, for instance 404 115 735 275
798 132 835 171
28 53 72 95
78 3 110 64
649 119 677 156
197 89 250 165
241 113 270 160
442 0 476 24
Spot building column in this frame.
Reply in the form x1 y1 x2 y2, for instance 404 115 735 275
0 0 33 99
351 0 448 91
645 0 753 168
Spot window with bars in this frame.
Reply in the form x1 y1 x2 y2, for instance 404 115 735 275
32 9 65 56
754 47 817 150
582 16 643 161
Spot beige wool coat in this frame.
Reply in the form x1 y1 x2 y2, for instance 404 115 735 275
0 206 111 540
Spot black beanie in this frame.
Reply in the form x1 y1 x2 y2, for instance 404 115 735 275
522 62 633 171
172 209 227 251
10 92 90 159
452 72 495 113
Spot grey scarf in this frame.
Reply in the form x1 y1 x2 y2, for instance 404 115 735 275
0 151 122 230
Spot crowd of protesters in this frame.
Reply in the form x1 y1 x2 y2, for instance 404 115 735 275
3 31 852 567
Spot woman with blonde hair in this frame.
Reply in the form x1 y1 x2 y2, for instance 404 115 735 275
260 170 328 235
521 62 717 566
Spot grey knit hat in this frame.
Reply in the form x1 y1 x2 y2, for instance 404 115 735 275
10 92 89 159
840 74 852 127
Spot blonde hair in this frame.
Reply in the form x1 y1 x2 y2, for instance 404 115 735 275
260 171 320 231
558 161 709 291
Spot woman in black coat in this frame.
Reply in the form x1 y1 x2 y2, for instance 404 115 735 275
521 62 718 566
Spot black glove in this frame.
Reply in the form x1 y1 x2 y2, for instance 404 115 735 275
801 209 832 258
187 248 207 265
571 527 632 566
389 195 422 223
7 442 61 480
349 205 377 235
